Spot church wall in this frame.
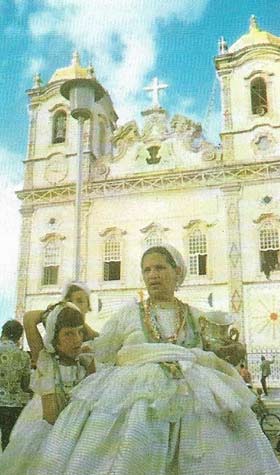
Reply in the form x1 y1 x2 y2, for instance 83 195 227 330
86 187 228 288
239 181 280 282
26 202 75 295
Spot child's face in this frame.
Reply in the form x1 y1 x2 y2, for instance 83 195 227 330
70 290 89 315
56 325 84 359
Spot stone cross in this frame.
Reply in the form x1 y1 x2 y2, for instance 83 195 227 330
144 77 168 109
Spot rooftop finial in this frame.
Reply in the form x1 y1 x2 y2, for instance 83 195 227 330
33 72 42 89
143 77 168 109
87 62 95 79
72 50 81 66
218 36 228 55
250 14 260 32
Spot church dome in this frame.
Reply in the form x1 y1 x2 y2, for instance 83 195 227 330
229 15 280 53
49 51 89 83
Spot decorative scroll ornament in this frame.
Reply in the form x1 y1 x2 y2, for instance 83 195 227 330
142 112 168 142
112 121 140 160
91 158 110 181
170 115 203 152
252 132 275 155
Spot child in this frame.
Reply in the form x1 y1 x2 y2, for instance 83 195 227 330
0 302 96 473
24 281 99 364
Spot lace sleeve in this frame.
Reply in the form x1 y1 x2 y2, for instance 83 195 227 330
92 305 133 364
31 349 55 396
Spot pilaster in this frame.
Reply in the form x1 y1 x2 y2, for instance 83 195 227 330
15 204 34 320
79 201 92 281
27 105 38 160
221 184 245 339
219 73 234 161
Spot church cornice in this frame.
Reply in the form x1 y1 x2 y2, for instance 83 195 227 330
17 160 280 205
215 45 280 72
221 123 280 136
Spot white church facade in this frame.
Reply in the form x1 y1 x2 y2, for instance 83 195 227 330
16 17 280 383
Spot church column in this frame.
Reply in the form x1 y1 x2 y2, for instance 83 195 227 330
219 72 234 161
79 201 92 282
24 105 38 188
221 185 245 339
16 204 34 320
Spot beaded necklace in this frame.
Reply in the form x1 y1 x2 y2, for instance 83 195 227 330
143 298 186 343
53 355 80 405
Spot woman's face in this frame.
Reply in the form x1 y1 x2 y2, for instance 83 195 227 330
70 290 89 315
142 252 179 302
56 325 84 360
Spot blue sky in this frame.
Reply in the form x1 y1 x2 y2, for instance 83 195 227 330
0 0 280 328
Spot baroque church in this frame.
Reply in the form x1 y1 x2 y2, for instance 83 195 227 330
16 16 280 384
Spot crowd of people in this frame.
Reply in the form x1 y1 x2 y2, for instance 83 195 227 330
0 244 279 474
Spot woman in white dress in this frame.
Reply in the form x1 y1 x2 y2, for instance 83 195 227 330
1 245 279 474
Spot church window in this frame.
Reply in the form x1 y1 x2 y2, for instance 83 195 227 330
188 229 207 275
42 238 60 285
259 223 280 279
52 111 67 144
145 231 163 247
103 236 121 281
251 77 268 115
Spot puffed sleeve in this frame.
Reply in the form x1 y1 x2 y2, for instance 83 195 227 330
31 349 55 396
91 304 134 364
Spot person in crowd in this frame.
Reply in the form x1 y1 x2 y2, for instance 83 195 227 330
23 281 99 364
1 245 279 474
260 355 275 396
238 363 252 388
0 302 96 471
0 320 30 450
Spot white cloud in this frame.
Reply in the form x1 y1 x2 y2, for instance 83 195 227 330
27 57 46 78
203 109 221 145
0 147 23 311
29 0 209 124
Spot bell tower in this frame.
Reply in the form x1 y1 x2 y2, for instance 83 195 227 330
215 16 280 162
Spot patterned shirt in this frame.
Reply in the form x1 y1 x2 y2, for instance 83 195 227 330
0 339 31 407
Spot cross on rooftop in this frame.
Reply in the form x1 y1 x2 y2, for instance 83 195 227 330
143 77 168 109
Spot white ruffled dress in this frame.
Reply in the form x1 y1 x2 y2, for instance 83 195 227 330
1 302 279 475
0 350 87 474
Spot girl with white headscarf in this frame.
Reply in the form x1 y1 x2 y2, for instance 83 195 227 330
0 302 96 473
1 245 279 474
23 280 98 364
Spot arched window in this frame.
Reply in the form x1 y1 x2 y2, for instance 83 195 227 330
188 229 207 276
140 222 168 249
145 231 163 247
52 111 67 144
103 235 121 281
259 222 280 278
251 77 268 115
42 238 60 285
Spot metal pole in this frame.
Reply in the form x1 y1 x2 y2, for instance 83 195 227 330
74 115 85 280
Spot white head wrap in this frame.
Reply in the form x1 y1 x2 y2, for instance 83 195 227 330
61 281 91 300
43 302 82 354
142 244 187 287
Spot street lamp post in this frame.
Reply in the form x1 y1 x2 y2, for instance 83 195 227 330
60 79 96 281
